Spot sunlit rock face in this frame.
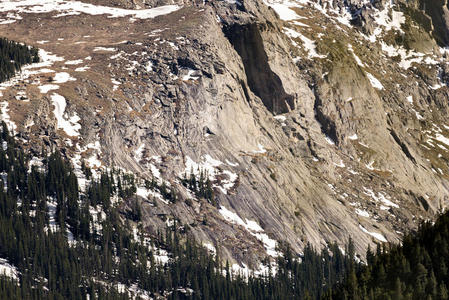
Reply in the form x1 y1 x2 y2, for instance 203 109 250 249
1 0 449 270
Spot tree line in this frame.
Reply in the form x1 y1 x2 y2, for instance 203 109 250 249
327 212 449 300
0 37 39 83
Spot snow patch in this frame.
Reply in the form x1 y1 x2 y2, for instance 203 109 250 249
75 66 90 72
373 5 404 33
145 60 153 72
183 155 238 194
50 93 81 137
435 133 449 147
203 243 216 255
29 156 44 172
363 187 399 208
52 72 76 83
355 208 369 218
47 200 58 232
182 69 200 81
325 136 335 145
274 115 287 126
348 134 358 140
348 44 365 67
380 42 432 70
93 47 116 52
219 206 280 257
111 78 121 91
283 28 326 59
136 186 168 204
253 144 267 154
0 1 181 23
184 155 221 180
0 258 19 280
266 2 302 21
359 225 387 242
334 160 345 168
134 144 145 161
0 49 63 97
366 72 383 90
38 84 59 93
65 59 83 65
226 159 239 167
0 102 17 134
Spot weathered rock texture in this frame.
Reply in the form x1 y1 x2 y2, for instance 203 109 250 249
1 0 449 268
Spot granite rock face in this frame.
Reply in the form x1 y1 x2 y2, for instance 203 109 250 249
1 0 449 269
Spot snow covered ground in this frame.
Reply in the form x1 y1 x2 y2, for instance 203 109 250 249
0 49 63 98
0 102 17 134
359 225 387 242
51 93 81 137
0 258 19 280
365 73 383 90
0 1 181 23
283 27 326 59
219 206 280 257
363 187 399 209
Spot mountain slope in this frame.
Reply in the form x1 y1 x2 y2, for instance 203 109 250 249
0 122 361 300
0 0 448 273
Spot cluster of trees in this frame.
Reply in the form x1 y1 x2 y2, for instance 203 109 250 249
0 38 39 83
181 169 214 204
329 213 449 300
0 123 156 299
145 176 178 204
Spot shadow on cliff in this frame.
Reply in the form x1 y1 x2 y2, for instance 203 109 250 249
223 22 294 115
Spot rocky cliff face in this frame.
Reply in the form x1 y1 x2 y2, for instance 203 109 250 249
1 0 449 271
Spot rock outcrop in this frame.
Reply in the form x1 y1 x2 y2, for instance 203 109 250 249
0 0 449 270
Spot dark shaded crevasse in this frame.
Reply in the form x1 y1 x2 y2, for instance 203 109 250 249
389 129 417 164
312 88 339 145
418 195 430 211
223 23 294 114
409 190 431 211
418 0 449 46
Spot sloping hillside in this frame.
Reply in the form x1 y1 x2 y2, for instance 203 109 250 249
0 0 448 276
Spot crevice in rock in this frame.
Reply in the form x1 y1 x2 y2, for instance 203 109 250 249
240 79 251 104
312 88 338 145
408 190 432 212
177 57 197 70
418 195 430 211
389 129 417 164
223 23 294 114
